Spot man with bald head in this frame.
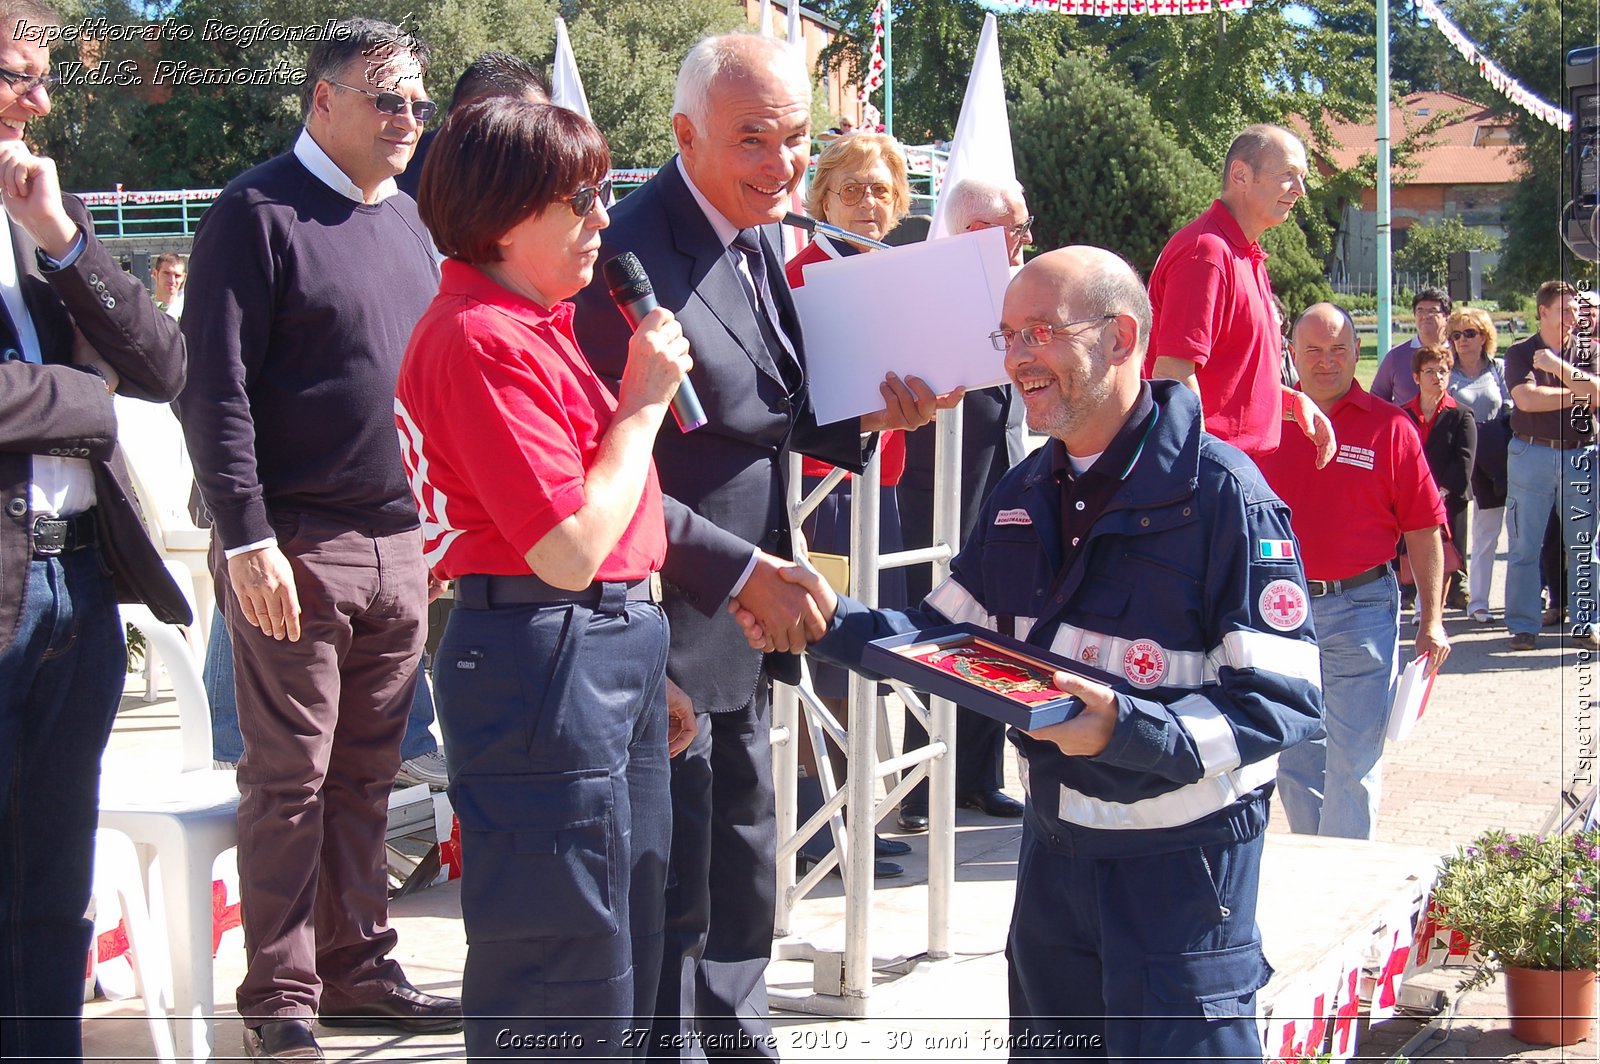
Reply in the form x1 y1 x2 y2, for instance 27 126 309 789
1147 124 1335 467
739 247 1322 1060
573 30 941 1058
897 176 1034 830
1257 303 1450 841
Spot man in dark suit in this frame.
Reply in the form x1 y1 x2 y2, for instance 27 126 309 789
0 2 188 1057
573 32 941 1058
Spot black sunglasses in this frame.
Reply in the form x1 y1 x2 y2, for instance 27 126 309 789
329 81 437 123
1450 329 1481 341
563 179 613 218
0 65 60 95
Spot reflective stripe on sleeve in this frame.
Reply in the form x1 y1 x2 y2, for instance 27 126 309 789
926 578 993 628
1048 623 1207 688
1208 629 1322 686
1168 692 1242 774
1054 755 1280 831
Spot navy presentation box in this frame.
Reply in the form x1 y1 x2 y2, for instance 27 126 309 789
862 623 1109 730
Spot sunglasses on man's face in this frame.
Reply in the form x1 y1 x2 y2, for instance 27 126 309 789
563 179 613 218
1450 329 1482 341
329 80 437 123
0 65 60 96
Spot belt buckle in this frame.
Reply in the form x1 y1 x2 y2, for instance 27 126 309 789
649 572 663 602
31 516 65 556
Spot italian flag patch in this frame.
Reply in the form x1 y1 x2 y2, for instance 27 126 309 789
1259 539 1296 561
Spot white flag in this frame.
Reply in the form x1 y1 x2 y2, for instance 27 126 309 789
758 0 776 36
552 17 590 118
928 14 1016 241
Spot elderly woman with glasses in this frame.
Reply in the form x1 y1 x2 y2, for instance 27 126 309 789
784 132 918 876
394 98 693 1055
1445 307 1510 621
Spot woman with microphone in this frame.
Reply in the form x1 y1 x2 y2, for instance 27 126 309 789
394 98 691 1056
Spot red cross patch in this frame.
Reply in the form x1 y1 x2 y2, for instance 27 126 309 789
1259 579 1308 632
1123 639 1167 688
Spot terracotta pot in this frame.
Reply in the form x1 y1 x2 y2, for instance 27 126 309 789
1504 965 1598 1047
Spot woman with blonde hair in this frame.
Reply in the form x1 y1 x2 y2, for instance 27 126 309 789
786 131 917 876
1446 306 1511 621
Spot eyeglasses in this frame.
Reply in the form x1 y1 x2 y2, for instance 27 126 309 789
0 65 60 96
988 314 1115 351
562 179 613 218
1007 215 1035 242
1450 329 1482 341
832 182 893 206
1419 365 1451 377
328 81 437 123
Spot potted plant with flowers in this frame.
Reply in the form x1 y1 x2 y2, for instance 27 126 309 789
1431 827 1600 1046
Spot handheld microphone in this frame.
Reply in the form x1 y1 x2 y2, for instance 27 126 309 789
782 211 893 252
602 252 707 433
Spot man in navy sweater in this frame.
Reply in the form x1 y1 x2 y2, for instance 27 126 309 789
178 18 459 1061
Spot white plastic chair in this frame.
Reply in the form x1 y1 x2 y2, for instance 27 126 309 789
91 828 179 1064
114 397 215 644
100 603 239 1063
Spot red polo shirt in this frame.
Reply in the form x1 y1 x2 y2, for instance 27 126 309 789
1145 200 1284 458
394 259 667 580
1255 383 1444 582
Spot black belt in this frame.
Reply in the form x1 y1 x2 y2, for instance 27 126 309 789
1515 431 1589 449
454 572 661 611
1305 562 1389 598
30 510 96 557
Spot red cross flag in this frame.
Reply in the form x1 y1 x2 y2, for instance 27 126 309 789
1329 962 1363 1063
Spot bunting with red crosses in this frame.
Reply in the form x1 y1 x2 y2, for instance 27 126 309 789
857 0 886 103
1416 0 1570 131
974 0 1252 15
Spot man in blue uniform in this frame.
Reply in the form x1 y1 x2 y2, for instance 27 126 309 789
735 246 1323 1061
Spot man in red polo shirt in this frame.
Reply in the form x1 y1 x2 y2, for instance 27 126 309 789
1147 124 1334 467
1256 303 1451 840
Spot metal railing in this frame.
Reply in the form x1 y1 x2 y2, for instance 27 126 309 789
74 145 952 240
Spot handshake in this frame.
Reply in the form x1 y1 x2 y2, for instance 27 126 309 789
727 551 839 653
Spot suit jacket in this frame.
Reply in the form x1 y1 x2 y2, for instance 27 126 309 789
0 195 190 653
1404 397 1478 507
573 160 869 711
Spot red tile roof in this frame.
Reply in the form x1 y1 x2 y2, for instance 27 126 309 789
1295 91 1520 186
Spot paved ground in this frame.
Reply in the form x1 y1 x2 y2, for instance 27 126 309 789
82 540 1599 1061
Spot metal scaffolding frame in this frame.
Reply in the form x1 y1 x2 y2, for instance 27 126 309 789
769 403 966 1015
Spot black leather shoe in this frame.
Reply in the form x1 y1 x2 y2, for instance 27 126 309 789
876 833 912 857
958 789 1026 818
896 806 929 833
319 983 464 1034
797 851 905 879
244 1019 324 1061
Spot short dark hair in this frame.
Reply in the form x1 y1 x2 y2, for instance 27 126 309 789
1413 286 1452 315
449 51 548 113
0 0 58 34
1411 343 1453 376
301 17 431 118
153 252 187 271
1537 280 1579 311
1222 124 1300 188
419 98 610 265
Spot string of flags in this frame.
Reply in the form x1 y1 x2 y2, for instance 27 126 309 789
857 0 886 103
973 0 1251 16
1416 0 1570 131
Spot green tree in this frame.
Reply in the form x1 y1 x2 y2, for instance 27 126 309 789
1260 213 1333 314
564 0 743 168
1392 215 1499 278
1011 50 1209 274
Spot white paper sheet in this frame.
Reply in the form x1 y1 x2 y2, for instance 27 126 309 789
791 226 1014 425
1385 653 1436 743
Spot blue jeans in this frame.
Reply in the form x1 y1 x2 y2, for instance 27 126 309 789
1276 570 1400 840
1506 439 1598 636
206 604 439 763
0 551 126 1061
